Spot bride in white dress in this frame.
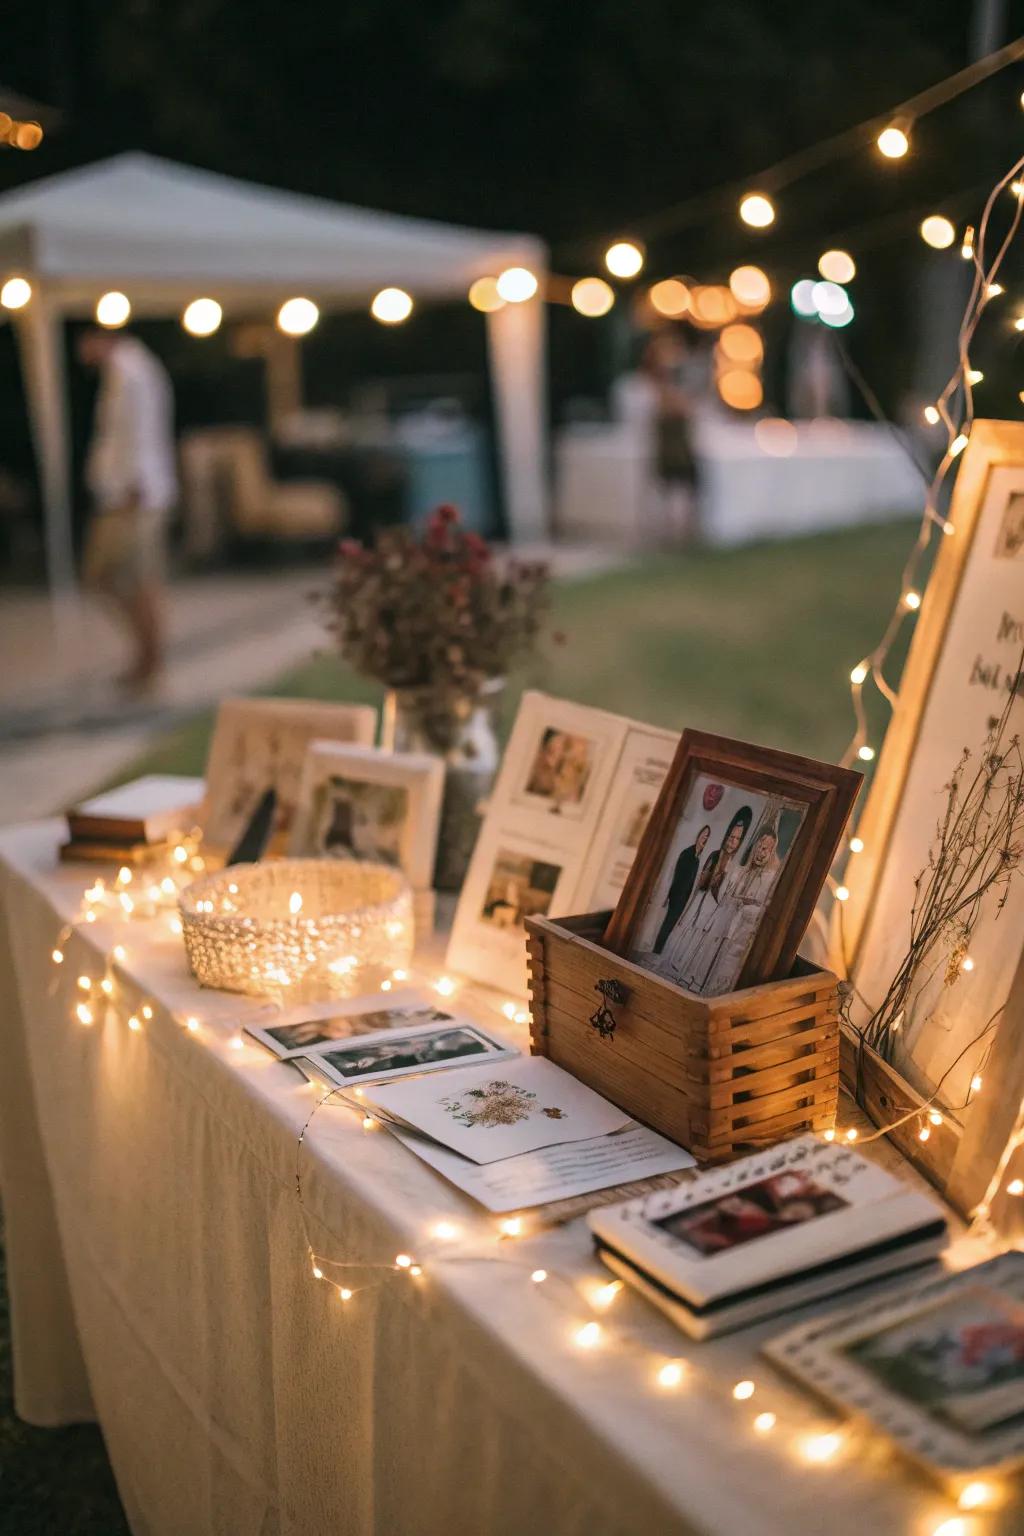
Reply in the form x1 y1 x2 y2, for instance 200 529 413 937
666 806 752 988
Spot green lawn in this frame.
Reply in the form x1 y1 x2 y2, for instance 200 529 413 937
123 517 923 782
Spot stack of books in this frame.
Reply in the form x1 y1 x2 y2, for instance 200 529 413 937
62 775 205 863
587 1136 948 1340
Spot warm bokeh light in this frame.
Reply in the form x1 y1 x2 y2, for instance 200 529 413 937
754 418 798 457
817 249 856 284
495 267 538 303
876 124 909 159
691 285 737 327
13 120 43 151
371 287 414 323
718 323 763 365
468 276 505 313
728 264 771 310
0 276 32 310
182 297 223 336
920 215 955 250
277 297 319 336
604 241 644 279
96 291 132 328
790 279 817 317
738 192 775 229
718 370 763 411
571 277 615 317
648 278 690 317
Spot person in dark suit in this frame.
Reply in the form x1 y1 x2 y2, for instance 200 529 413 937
653 824 711 953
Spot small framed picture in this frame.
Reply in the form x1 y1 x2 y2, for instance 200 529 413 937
301 1020 517 1087
289 743 444 890
604 731 860 996
765 1252 1024 1479
202 697 377 852
244 990 456 1058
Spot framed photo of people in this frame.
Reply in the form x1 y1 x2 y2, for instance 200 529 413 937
289 743 444 891
605 730 860 997
839 421 1024 1214
446 692 678 995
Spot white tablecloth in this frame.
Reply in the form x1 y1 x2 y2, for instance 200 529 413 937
0 822 992 1536
555 416 923 548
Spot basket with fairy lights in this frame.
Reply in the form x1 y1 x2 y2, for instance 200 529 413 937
180 859 413 1001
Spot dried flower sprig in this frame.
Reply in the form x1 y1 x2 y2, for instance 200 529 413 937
853 656 1024 1065
324 505 549 750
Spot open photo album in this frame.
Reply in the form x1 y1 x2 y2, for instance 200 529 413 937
588 1137 948 1339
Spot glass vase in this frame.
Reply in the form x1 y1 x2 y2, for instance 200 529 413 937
380 679 503 891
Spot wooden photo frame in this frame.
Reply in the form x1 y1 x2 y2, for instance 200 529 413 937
604 730 860 997
288 742 444 891
839 421 1024 1215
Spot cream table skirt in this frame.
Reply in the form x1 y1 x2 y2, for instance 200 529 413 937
0 822 973 1536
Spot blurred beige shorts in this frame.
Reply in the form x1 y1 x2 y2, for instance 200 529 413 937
82 504 168 596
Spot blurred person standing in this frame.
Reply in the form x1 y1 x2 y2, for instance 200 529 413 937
78 327 177 692
640 333 700 543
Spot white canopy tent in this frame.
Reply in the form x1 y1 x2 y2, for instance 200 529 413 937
0 152 549 599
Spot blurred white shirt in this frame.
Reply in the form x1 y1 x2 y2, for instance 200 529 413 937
86 336 177 512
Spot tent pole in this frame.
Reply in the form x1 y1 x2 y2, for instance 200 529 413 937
15 287 81 649
486 297 549 544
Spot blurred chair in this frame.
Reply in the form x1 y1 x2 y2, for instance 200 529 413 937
179 427 345 560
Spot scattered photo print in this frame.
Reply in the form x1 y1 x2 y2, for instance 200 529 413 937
656 1170 847 1256
259 1004 453 1055
631 773 806 996
845 1286 1024 1437
313 1024 507 1083
520 727 596 816
479 848 562 930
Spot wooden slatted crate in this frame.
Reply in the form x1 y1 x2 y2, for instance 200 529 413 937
525 910 839 1164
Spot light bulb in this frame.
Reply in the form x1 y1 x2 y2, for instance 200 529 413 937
96 291 131 328
919 1126 931 1142
468 276 505 313
128 1015 142 1032
850 662 868 685
858 745 875 762
277 297 319 336
923 405 940 425
970 1074 983 1093
530 1269 548 1283
728 264 771 309
877 125 909 159
738 193 775 229
338 1286 353 1301
834 885 849 902
76 1003 93 1025
435 976 456 997
182 297 222 336
949 434 969 457
371 287 414 323
849 836 864 853
592 1280 622 1309
845 1127 858 1142
966 368 983 385
288 891 303 915
395 1253 413 1269
754 1411 777 1434
657 1361 685 1388
961 956 975 972
570 277 615 317
499 1216 523 1237
431 1221 459 1241
920 215 954 249
800 1431 842 1463
604 241 644 278
495 267 538 304
732 1379 755 1401
817 250 856 284
574 1321 601 1349
903 589 921 610
823 1128 836 1141
186 1016 199 1032
958 1480 998 1510
1007 1178 1024 1196
0 276 32 309
52 948 64 964
77 975 91 991
648 278 690 317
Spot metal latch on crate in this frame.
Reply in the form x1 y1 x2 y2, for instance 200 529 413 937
589 978 629 1039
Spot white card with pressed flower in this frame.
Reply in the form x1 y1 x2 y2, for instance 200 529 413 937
363 1055 632 1163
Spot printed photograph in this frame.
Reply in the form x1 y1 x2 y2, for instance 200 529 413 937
520 727 596 815
630 774 806 996
994 490 1024 560
316 1025 501 1082
303 774 409 865
259 1004 453 1054
479 848 562 930
656 1170 847 1256
845 1286 1024 1437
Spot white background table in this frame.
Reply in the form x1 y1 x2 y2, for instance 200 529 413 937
0 821 1012 1536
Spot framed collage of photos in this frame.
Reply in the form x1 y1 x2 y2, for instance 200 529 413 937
839 422 1024 1214
446 692 678 995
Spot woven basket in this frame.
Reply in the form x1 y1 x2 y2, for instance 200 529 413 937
180 858 413 1000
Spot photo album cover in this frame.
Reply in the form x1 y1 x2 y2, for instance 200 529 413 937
765 1252 1024 1478
588 1137 947 1339
445 692 678 995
